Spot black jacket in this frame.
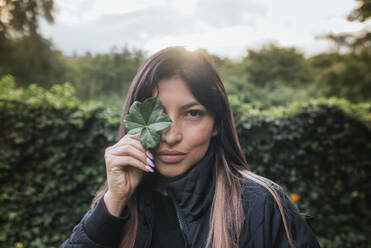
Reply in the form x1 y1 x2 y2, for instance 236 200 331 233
60 147 320 248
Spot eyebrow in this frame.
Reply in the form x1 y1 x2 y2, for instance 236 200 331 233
180 101 201 110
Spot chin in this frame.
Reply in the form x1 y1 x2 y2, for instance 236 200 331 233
156 166 186 178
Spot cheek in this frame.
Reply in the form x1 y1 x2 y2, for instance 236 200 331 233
183 121 215 147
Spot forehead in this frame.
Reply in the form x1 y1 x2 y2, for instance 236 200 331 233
153 77 199 105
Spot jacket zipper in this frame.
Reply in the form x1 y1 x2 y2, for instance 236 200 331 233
170 195 189 248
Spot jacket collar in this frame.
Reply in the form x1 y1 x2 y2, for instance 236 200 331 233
138 144 216 222
167 144 216 221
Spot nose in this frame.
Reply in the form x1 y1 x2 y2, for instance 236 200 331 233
161 120 182 146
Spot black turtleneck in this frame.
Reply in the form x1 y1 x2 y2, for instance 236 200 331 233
145 144 216 247
151 191 185 248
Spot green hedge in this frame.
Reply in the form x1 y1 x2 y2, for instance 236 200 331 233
0 76 119 247
0 76 370 247
232 96 371 247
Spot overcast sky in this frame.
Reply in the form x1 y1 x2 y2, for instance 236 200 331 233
40 0 367 58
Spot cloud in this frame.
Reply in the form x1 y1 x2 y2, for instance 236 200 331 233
53 0 97 23
41 0 362 58
41 6 204 54
195 0 267 27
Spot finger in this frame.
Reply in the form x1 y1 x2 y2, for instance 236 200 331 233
126 134 146 150
109 144 147 165
108 155 153 173
127 133 141 140
116 139 146 156
111 133 141 150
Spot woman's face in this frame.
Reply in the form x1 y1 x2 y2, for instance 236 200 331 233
153 76 217 178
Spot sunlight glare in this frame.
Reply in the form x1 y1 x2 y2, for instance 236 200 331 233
184 45 201 52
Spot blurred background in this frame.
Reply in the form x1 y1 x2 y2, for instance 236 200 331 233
1 0 370 107
0 0 370 247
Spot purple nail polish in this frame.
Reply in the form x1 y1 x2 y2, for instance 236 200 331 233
145 165 154 173
146 150 154 160
146 157 155 167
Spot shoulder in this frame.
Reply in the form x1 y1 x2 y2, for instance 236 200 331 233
238 173 320 247
238 174 281 235
239 172 303 228
239 173 285 212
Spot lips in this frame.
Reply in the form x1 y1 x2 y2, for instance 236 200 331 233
157 150 186 164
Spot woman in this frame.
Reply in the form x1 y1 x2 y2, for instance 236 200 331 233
60 47 320 248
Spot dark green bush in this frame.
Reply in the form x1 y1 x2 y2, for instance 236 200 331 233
0 76 120 247
0 76 370 247
232 97 371 248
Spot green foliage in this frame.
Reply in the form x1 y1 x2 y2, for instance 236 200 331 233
242 43 314 88
0 75 15 94
208 53 247 89
317 30 371 54
309 51 371 102
225 77 320 110
214 43 323 109
0 35 65 88
347 0 371 22
232 96 371 248
311 0 370 103
0 77 120 248
207 48 320 110
60 47 146 106
124 97 172 149
2 41 369 110
0 1 58 89
314 0 370 98
0 0 54 38
0 42 144 108
317 0 370 55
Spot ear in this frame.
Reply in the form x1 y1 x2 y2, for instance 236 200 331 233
211 126 218 137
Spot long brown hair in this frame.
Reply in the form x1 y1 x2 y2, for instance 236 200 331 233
90 46 295 248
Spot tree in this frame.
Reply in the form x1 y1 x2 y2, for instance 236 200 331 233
0 0 60 88
0 35 65 87
316 30 370 54
311 0 371 102
347 0 370 52
309 51 370 102
0 0 54 39
347 0 371 22
243 43 313 88
317 0 370 54
61 47 146 106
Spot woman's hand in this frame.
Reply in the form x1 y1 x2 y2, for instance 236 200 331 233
103 134 155 215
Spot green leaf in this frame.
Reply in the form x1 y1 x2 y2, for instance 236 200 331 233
124 97 172 149
140 128 160 149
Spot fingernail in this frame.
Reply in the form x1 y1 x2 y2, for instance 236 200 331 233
146 150 154 160
146 157 155 168
145 165 154 173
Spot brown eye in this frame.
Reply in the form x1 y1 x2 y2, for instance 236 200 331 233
186 110 202 117
190 110 199 116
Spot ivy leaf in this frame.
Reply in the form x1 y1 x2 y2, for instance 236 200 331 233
124 97 172 149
